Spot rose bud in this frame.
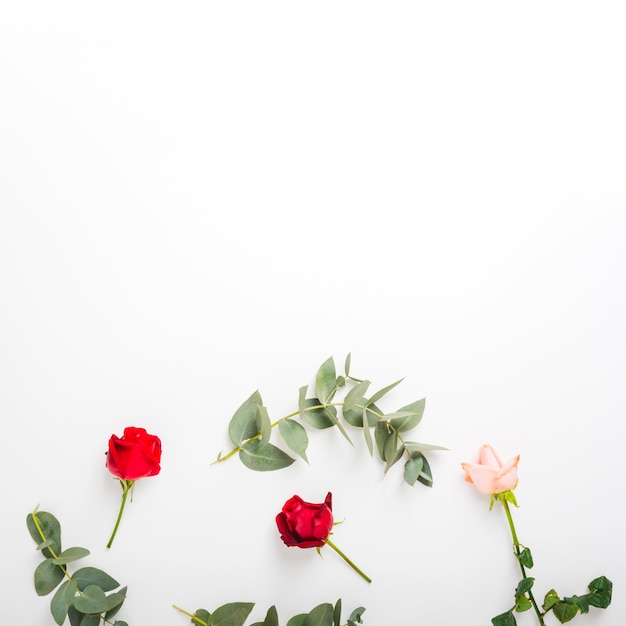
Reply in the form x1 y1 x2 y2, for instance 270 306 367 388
276 492 371 582
105 426 161 548
461 443 520 495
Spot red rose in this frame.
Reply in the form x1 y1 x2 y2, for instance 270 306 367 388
276 492 334 548
106 426 162 480
105 426 161 548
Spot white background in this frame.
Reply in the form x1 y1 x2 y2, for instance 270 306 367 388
1 2 624 625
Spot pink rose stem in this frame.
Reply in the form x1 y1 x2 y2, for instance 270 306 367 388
498 494 545 626
107 479 133 549
325 538 372 583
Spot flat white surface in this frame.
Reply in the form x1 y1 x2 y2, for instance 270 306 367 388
1 2 624 624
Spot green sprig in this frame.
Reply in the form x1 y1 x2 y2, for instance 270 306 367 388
173 599 365 626
214 354 446 486
27 508 129 626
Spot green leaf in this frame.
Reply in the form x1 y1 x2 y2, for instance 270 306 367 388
347 606 365 625
256 405 272 444
194 609 211 624
114 622 129 626
27 511 62 558
228 390 263 446
286 615 307 626
403 441 448 453
73 567 120 592
515 595 532 612
51 579 78 625
518 547 533 568
563 594 590 613
516 578 534 595
367 378 404 405
315 357 337 404
505 490 518 507
396 398 426 426
210 602 254 626
278 419 309 462
302 398 336 429
79 615 100 626
298 385 308 419
553 602 579 623
105 586 127 620
589 575 612 593
343 403 381 427
73 584 108 614
374 421 391 460
382 429 398 465
343 380 371 412
34 559 65 596
67 605 82 626
52 546 90 565
543 589 560 611
333 599 341 626
404 455 424 486
261 605 279 626
304 603 334 626
362 409 373 455
344 353 351 376
491 610 516 626
384 444 405 475
416 453 433 487
239 440 295 471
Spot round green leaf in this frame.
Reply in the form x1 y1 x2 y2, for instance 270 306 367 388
52 546 90 565
51 579 78 626
34 559 65 596
73 584 108 614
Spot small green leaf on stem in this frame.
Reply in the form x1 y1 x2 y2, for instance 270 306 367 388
239 440 295 471
491 609 517 626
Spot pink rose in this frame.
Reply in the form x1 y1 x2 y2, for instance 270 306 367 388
461 444 520 494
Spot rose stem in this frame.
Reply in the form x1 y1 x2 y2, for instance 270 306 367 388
499 495 545 626
106 480 132 549
325 538 372 583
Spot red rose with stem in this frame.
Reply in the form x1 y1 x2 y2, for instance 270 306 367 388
105 426 161 548
276 492 371 583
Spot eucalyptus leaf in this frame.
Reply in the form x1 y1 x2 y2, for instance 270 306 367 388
416 453 433 487
52 546 90 565
404 455 424 486
387 406 425 432
343 380 371 412
384 445 405 475
34 559 65 596
403 441 447 453
210 602 254 626
27 511 62 558
302 398 336 429
374 421 392 460
382 430 398 465
73 584 108 614
261 605 279 626
105 586 127 619
348 607 365 624
366 378 404 405
304 603 334 626
315 357 337 404
278 419 309 462
79 615 100 626
286 615 307 626
239 440 295 471
298 385 308 419
228 390 263 446
114 622 129 626
194 609 212 624
395 398 425 428
344 353 351 376
362 409 373 456
73 567 120 592
256 405 272 444
343 403 381 428
51 579 78 625
333 599 341 626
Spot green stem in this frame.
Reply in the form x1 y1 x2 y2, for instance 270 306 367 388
107 480 133 549
325 538 371 583
499 495 545 626
172 605 209 626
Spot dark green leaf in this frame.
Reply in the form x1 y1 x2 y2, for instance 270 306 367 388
278 419 309 462
374 421 392 460
588 591 612 609
516 578 534 595
315 357 337 404
114 622 129 626
51 579 78 625
343 403 381 427
256 405 272 444
79 615 100 626
228 390 262 446
239 440 295 471
303 603 334 626
286 615 307 626
210 602 254 626
491 610 516 626
302 398 336 429
105 586 127 619
73 567 120 592
543 589 560 611
74 584 108 614
404 455 424 486
589 576 612 593
519 547 533 568
52 546 90 565
194 609 211 624
343 380 371 412
553 602 579 623
34 559 65 596
67 605 82 626
262 605 279 626
563 594 590 613
367 378 404 405
27 511 62 558
333 599 341 626
347 606 365 625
